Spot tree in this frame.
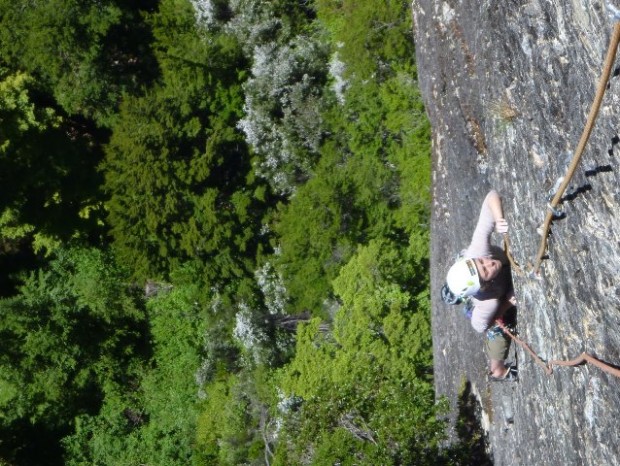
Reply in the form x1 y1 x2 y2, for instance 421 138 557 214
103 0 267 282
195 373 261 465
0 247 147 465
223 0 330 194
269 0 431 315
195 363 281 466
237 36 329 194
315 0 416 83
0 69 109 310
275 240 443 465
0 70 55 258
0 0 438 463
272 163 355 313
0 0 158 125
63 278 209 466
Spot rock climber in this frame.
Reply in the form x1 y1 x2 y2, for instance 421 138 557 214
441 190 518 382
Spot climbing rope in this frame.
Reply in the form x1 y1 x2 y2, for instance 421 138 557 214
548 352 620 378
502 233 522 275
495 321 552 375
496 321 620 379
531 21 620 273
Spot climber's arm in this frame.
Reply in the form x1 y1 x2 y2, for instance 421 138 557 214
485 190 506 225
465 190 507 258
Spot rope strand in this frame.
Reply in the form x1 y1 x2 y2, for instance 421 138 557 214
495 321 552 375
502 233 522 275
496 321 620 379
548 353 620 378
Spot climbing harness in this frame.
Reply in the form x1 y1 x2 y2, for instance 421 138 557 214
486 323 506 342
531 20 620 273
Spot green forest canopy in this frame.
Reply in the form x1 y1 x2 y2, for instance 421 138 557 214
0 0 464 464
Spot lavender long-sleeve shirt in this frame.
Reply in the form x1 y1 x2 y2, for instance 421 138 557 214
462 191 514 332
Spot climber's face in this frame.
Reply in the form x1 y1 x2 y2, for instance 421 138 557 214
474 257 502 282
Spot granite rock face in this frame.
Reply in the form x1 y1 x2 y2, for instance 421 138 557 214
414 1 620 464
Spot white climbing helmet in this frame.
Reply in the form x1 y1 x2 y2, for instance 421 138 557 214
446 258 480 297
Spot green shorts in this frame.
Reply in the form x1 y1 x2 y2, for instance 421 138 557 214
484 306 516 361
485 331 510 361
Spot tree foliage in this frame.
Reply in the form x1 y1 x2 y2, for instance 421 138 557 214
103 0 265 282
62 276 208 465
0 247 146 464
272 0 430 312
0 0 443 464
223 0 329 194
274 240 443 465
0 0 158 125
0 69 105 261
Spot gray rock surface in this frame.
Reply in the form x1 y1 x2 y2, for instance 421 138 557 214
413 1 620 464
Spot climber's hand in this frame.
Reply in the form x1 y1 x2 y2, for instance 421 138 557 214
495 218 509 234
